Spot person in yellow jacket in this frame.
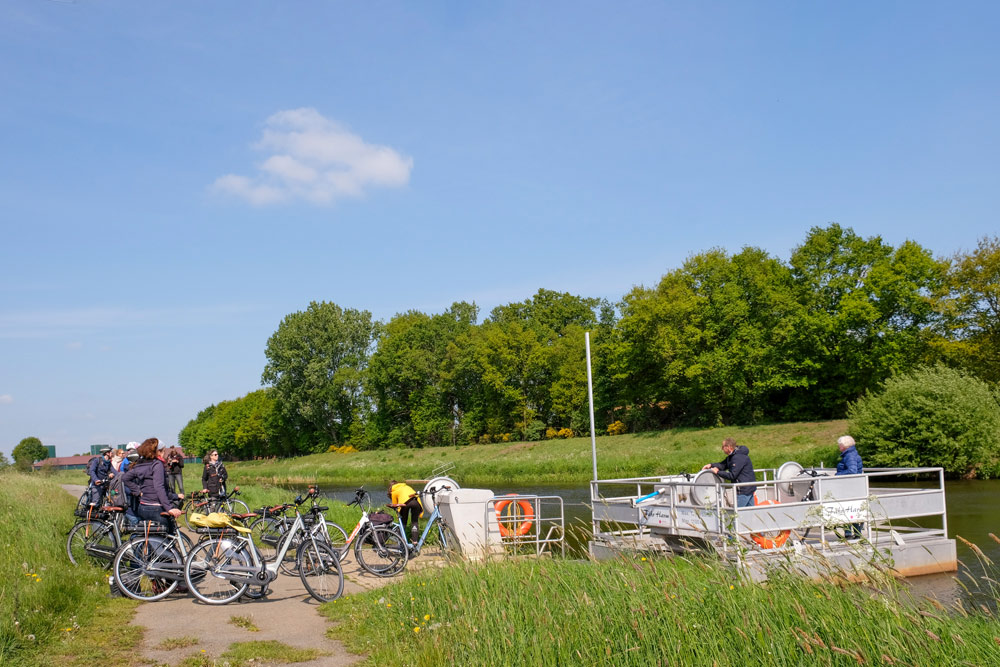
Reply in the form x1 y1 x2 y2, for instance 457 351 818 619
388 480 423 543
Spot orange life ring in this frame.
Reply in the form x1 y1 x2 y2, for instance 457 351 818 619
495 494 534 537
750 499 790 549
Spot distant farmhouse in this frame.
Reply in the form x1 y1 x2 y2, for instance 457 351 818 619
33 445 201 471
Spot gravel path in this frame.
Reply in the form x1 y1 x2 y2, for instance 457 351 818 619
62 483 394 666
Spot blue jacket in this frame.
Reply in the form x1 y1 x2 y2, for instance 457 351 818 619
836 446 864 476
712 445 757 496
87 456 112 485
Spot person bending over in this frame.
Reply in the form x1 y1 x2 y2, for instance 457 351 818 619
388 480 422 543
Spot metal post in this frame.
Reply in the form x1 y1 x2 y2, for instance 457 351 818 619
586 332 598 482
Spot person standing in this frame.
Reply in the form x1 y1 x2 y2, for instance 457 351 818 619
388 480 423 543
201 450 228 498
703 438 758 507
165 448 185 495
835 435 865 539
121 438 183 530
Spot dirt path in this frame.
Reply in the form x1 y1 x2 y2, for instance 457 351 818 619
63 484 395 666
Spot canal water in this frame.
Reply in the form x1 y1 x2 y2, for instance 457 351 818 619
303 478 999 604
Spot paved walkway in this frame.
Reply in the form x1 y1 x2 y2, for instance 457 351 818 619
63 484 396 666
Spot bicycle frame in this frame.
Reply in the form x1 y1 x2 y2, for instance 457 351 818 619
201 511 317 585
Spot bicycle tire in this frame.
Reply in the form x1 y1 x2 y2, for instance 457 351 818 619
439 521 462 562
227 499 251 515
297 541 344 602
113 536 180 601
67 520 118 568
184 538 251 605
355 526 408 577
324 520 348 554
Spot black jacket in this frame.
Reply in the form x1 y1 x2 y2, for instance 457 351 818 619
711 446 757 496
202 461 228 496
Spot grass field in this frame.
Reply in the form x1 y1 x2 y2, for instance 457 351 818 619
0 472 142 666
323 552 1000 666
227 420 849 488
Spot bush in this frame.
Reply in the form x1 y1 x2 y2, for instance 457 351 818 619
847 364 1000 477
606 420 627 436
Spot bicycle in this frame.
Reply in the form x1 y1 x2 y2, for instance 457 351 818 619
183 494 343 605
183 486 250 528
359 487 461 577
248 486 348 570
111 512 202 602
66 494 128 568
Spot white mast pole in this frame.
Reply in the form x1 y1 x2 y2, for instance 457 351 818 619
586 331 598 482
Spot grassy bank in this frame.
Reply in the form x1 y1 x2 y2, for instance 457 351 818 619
0 472 142 666
323 554 1000 666
229 420 848 487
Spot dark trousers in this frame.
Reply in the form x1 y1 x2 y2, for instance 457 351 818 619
399 498 422 538
137 504 174 533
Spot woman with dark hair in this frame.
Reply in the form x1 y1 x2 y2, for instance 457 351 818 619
121 437 183 529
201 449 228 498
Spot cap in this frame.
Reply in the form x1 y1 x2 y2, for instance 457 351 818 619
99 446 112 453
126 442 139 451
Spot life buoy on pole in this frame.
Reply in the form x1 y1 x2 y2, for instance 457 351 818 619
495 494 534 537
750 499 791 549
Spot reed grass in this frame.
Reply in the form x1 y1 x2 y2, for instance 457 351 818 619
322 554 1000 666
0 471 141 665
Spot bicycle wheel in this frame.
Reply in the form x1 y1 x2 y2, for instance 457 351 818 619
355 526 408 577
227 499 251 515
324 520 348 556
297 541 344 602
249 517 284 562
439 522 463 562
113 536 180 601
67 521 118 568
184 538 251 605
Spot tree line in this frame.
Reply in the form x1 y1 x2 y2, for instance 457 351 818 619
178 224 1000 458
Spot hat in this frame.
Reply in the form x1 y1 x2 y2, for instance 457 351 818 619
126 442 139 451
99 446 112 453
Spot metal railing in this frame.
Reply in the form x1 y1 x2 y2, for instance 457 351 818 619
486 494 565 558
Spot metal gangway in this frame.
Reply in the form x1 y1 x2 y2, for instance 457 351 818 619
588 466 957 579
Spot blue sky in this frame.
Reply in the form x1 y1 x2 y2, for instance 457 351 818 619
2 2 998 458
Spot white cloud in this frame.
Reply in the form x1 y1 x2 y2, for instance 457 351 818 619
66 341 83 350
0 394 12 404
0 304 258 339
212 107 413 206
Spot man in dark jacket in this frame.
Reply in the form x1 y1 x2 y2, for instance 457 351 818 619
704 438 757 507
165 448 185 495
86 447 115 505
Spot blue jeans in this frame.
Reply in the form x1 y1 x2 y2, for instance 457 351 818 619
737 494 755 508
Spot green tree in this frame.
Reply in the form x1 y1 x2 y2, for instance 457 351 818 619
12 436 47 472
787 224 945 418
179 390 296 458
848 365 1000 478
933 236 1000 382
367 303 478 448
614 246 806 427
262 301 381 450
0 451 10 469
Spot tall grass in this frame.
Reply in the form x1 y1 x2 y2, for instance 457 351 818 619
323 554 1000 666
229 420 848 488
0 472 139 664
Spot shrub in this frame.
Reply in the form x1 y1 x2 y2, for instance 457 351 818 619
606 420 627 436
544 427 559 440
326 444 359 454
848 364 1000 477
556 428 575 439
523 420 546 441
